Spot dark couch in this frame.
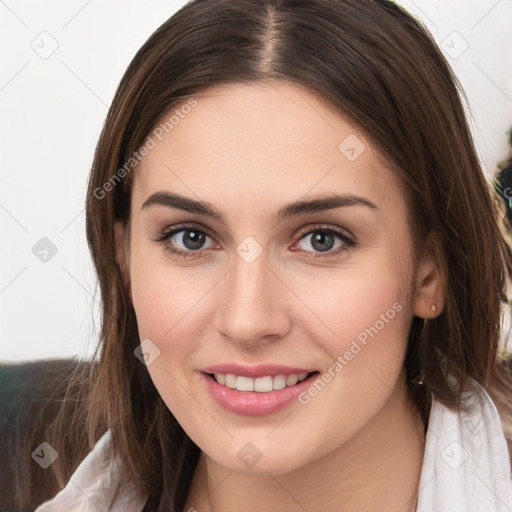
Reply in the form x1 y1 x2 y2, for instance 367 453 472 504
0 359 93 512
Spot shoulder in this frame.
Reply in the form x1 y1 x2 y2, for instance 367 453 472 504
416 379 512 512
34 430 148 512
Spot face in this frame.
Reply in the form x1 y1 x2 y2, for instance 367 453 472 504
115 81 436 475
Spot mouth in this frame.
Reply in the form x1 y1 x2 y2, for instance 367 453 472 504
201 367 320 416
207 371 316 392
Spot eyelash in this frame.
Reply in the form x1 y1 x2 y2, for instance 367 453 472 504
155 223 358 260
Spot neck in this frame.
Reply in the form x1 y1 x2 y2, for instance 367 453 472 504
184 379 425 512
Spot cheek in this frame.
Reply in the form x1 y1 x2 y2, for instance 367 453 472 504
298 258 409 358
293 262 411 427
330 227 411 358
128 253 210 426
129 240 212 340
128 243 220 401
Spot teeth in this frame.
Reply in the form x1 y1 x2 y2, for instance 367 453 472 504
213 372 310 392
225 374 237 388
273 375 286 390
254 376 273 392
236 376 254 391
286 374 298 386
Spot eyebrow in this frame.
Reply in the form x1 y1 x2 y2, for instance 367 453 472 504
141 191 379 222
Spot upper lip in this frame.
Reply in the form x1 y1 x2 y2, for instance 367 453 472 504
202 364 316 378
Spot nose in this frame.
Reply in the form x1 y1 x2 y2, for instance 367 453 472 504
213 251 291 348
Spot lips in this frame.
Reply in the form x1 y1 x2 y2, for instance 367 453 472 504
201 364 319 415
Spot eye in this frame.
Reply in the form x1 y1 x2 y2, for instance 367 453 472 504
155 223 357 260
156 224 216 259
292 224 357 257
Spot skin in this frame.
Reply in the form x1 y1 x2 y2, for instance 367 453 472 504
114 80 445 511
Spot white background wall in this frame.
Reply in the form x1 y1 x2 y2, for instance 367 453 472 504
1 0 511 362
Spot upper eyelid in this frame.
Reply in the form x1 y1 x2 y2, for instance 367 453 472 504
158 222 217 242
296 223 355 240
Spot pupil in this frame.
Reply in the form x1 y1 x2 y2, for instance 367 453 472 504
184 230 205 250
312 232 334 252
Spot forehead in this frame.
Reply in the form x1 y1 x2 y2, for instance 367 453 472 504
132 81 403 218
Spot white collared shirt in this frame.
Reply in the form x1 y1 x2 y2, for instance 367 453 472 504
35 381 512 511
417 380 512 511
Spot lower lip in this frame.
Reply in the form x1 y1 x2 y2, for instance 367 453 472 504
203 372 318 416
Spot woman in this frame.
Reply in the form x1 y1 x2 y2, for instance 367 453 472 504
33 0 512 510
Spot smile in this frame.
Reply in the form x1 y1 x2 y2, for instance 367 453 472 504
202 366 320 416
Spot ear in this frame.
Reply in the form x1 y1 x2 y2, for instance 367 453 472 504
412 231 446 319
114 220 132 303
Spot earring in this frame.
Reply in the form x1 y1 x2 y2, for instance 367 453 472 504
431 305 436 313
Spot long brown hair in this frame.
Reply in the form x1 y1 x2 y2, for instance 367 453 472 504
39 0 512 510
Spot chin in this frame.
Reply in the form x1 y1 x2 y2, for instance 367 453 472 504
202 438 315 476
